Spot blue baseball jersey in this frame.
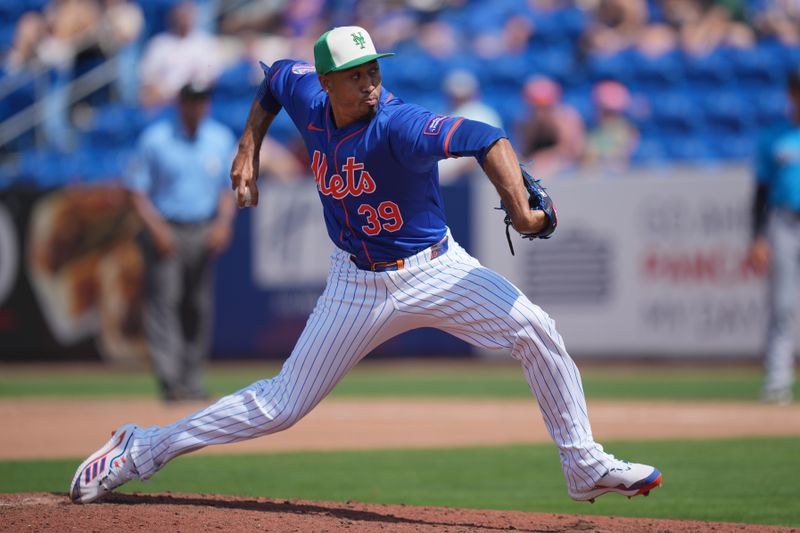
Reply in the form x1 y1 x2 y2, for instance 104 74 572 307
755 120 800 212
257 59 505 264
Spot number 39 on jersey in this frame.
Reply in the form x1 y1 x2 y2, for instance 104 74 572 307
311 150 404 236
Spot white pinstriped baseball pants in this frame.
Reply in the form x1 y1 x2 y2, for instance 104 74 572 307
130 233 614 493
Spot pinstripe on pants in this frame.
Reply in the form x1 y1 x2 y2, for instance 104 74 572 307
129 233 613 493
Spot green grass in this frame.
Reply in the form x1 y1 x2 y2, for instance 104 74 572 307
1 437 798 526
0 361 794 401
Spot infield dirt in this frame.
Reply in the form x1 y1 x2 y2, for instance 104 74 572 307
2 492 797 532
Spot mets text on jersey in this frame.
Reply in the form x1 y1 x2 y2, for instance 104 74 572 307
311 152 376 199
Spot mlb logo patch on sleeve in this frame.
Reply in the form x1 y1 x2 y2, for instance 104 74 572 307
291 63 316 75
423 115 449 136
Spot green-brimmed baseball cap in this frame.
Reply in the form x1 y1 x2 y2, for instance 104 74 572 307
314 26 394 75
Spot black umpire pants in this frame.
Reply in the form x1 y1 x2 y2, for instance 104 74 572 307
139 221 214 400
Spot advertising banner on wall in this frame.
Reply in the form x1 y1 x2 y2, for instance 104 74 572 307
0 186 148 362
473 166 769 358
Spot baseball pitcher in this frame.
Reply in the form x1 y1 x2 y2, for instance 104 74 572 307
70 26 662 505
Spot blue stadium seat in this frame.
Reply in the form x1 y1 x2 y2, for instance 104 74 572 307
86 104 144 147
628 50 683 91
554 6 589 40
215 60 260 99
462 0 518 33
631 136 667 163
729 44 786 89
586 50 634 84
648 90 702 135
211 97 252 137
527 47 577 86
746 87 788 126
0 0 47 22
485 87 522 127
662 132 714 161
385 47 440 92
698 90 755 135
482 54 528 92
0 21 15 49
562 90 593 123
683 49 734 90
710 132 755 160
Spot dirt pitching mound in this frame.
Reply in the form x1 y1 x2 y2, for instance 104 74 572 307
1 493 789 533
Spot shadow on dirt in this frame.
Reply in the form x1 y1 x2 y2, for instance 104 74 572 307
99 492 561 532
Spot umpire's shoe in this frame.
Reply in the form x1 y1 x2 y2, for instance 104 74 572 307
569 460 662 503
70 423 140 504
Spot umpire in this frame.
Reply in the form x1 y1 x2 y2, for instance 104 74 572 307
127 81 237 402
748 69 800 405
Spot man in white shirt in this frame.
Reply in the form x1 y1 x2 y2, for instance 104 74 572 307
138 1 225 108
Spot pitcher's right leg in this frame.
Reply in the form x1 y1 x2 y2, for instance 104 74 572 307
71 262 402 503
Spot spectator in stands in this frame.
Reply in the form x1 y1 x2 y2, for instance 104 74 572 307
747 69 800 405
217 0 289 35
40 0 102 68
127 82 237 402
635 23 679 58
96 0 144 105
418 20 460 60
474 13 534 59
584 80 639 171
582 0 649 56
138 1 225 109
4 0 102 150
661 0 755 56
4 12 47 73
753 0 800 46
517 76 586 178
438 69 503 184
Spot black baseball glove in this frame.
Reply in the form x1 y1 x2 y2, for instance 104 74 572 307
498 165 558 255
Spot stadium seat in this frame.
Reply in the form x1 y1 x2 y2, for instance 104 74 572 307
485 87 522 127
527 47 577 86
628 50 683 91
662 132 714 161
586 50 634 84
729 44 786 89
746 87 788 126
683 49 734 90
0 21 15 49
562 90 593 123
698 90 755 135
215 61 260 99
386 47 440 92
631 136 667 164
710 132 755 160
483 54 528 92
210 97 252 137
648 90 701 135
86 104 144 147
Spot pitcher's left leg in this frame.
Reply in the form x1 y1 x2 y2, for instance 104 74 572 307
386 241 660 499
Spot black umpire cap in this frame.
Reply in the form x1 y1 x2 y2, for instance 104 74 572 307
178 80 212 100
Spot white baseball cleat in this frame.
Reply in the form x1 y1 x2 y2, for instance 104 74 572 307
70 424 140 504
569 460 662 503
